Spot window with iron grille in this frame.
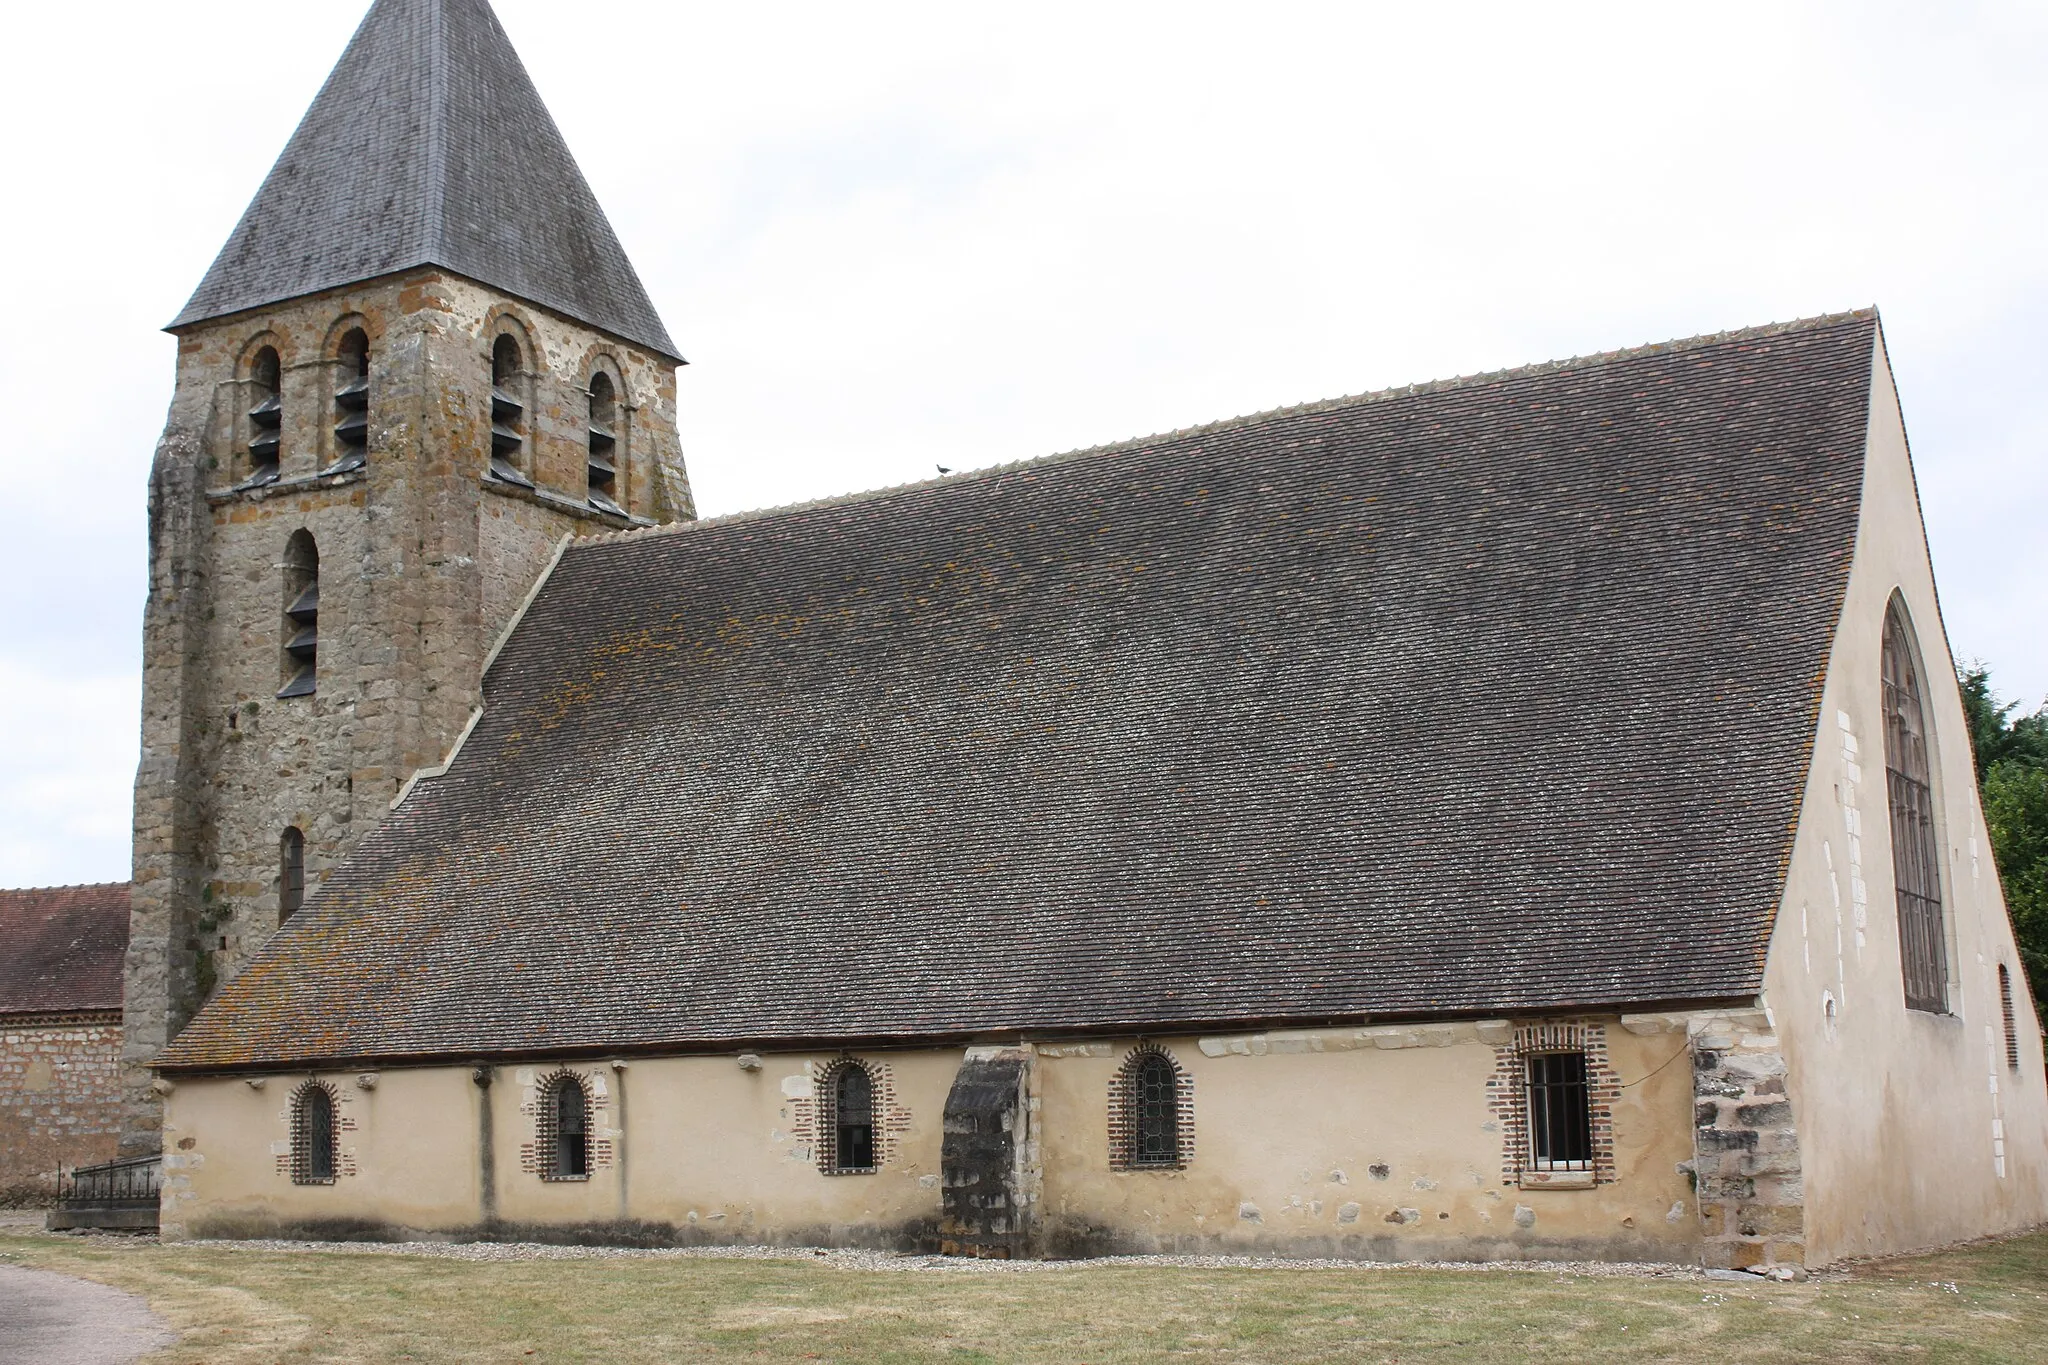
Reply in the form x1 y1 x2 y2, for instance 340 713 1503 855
1109 1046 1191 1171
290 1081 338 1185
2002 965 2021 1071
831 1063 876 1173
1882 601 1948 1013
1525 1052 1592 1171
279 827 305 924
539 1073 591 1180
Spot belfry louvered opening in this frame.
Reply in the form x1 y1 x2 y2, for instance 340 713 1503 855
586 371 624 516
1882 600 1948 1013
487 333 532 487
278 530 319 698
327 327 369 473
242 346 282 488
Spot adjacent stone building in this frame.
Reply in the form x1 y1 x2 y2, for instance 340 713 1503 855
0 884 130 1202
128 0 2047 1271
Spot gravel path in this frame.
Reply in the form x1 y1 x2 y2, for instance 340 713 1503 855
183 1234 1746 1279
0 1264 174 1365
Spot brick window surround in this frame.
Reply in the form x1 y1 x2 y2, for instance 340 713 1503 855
1108 1044 1195 1172
534 1068 594 1182
813 1058 890 1176
289 1079 340 1186
1488 1022 1619 1187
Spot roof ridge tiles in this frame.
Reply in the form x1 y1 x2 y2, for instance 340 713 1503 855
0 881 133 894
569 307 1877 556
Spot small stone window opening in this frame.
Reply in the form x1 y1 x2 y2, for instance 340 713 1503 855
488 333 533 487
243 345 283 488
1525 1051 1593 1171
291 1081 337 1185
541 1073 591 1180
2002 964 2021 1071
834 1064 876 1173
327 327 369 474
278 530 319 698
279 826 305 924
1131 1053 1181 1168
1882 600 1949 1013
585 372 625 516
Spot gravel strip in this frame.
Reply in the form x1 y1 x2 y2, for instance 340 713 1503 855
175 1235 1743 1279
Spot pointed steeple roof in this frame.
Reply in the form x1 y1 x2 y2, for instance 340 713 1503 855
171 0 679 360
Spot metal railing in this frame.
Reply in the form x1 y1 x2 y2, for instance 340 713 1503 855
57 1153 161 1207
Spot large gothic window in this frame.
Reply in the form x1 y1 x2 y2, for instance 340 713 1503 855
1882 600 1948 1013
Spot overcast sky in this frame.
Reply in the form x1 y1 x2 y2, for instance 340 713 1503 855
0 1 2041 888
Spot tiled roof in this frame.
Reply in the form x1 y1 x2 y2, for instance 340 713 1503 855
169 0 679 360
157 312 1880 1071
0 884 129 1017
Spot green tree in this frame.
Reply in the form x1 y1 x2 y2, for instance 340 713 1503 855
1959 665 2048 1021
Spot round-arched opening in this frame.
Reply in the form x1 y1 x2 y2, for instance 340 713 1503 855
279 826 306 923
549 1076 590 1179
833 1064 875 1171
338 328 368 381
280 530 320 697
492 333 522 386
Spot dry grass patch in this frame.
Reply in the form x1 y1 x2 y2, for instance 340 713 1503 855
3 1230 2046 1363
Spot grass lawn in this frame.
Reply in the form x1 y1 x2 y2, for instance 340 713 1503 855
4 1228 2047 1363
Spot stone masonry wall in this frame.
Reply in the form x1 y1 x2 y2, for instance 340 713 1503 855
124 270 693 1151
0 1015 124 1202
1686 1009 1806 1271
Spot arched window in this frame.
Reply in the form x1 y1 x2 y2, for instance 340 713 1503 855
540 1072 591 1180
488 333 532 487
1882 600 1948 1013
291 1081 337 1184
279 827 305 924
2001 965 2021 1070
816 1060 879 1174
244 345 283 487
1111 1047 1191 1171
586 371 624 515
329 327 369 473
278 531 319 698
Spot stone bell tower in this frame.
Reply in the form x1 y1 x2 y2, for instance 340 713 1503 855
121 0 693 1149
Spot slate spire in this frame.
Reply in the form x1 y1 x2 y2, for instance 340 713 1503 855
170 0 679 359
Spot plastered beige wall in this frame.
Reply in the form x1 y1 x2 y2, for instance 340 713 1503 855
162 1022 1700 1259
1036 1024 1697 1259
1765 334 2048 1264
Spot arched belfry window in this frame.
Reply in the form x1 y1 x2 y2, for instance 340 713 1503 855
243 345 283 488
1882 599 1948 1013
328 327 369 474
539 1071 591 1180
816 1059 879 1174
291 1081 338 1185
1110 1046 1192 1171
279 826 305 924
488 333 532 487
586 371 624 516
278 531 319 698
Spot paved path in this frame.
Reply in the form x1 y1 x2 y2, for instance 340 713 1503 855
0 1264 173 1365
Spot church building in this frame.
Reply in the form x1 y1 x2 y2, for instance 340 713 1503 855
131 0 2045 1270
